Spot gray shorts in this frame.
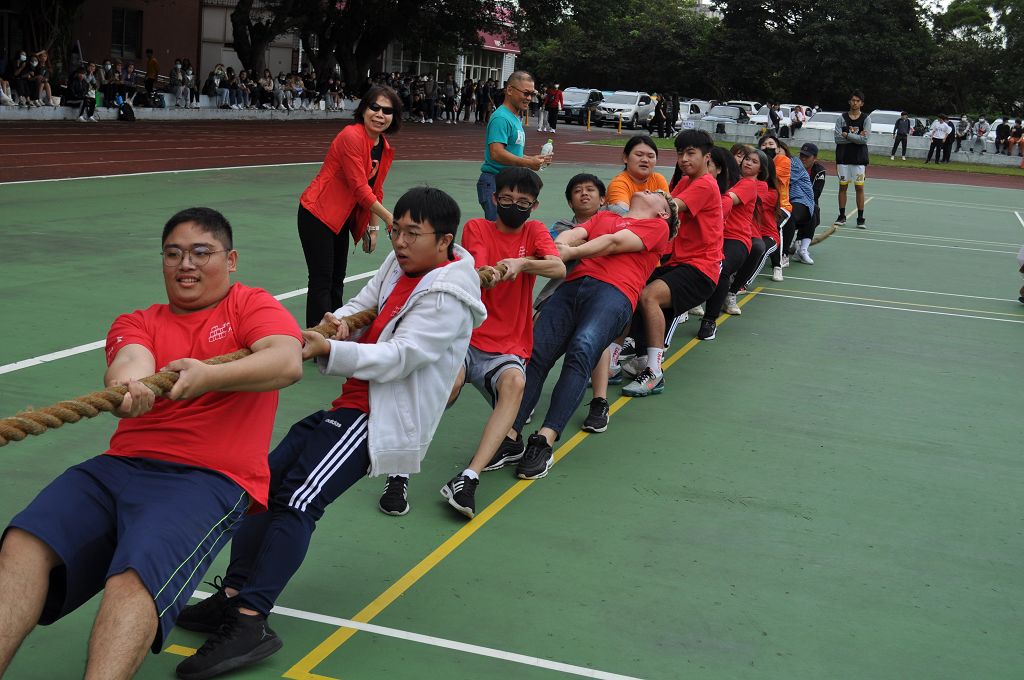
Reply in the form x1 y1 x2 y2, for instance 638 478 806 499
463 345 526 407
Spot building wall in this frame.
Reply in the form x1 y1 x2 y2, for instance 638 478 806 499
73 0 199 69
200 3 295 78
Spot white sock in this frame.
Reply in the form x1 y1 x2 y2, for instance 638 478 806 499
461 468 479 480
645 347 663 376
800 238 811 251
609 342 623 366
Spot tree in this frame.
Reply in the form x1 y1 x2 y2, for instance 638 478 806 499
230 0 303 76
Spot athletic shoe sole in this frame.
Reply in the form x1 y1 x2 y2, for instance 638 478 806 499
516 456 553 480
482 450 523 472
377 501 410 516
439 485 475 519
622 383 665 398
176 637 283 680
581 421 608 433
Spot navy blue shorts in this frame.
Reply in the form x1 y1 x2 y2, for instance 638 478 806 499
3 455 248 651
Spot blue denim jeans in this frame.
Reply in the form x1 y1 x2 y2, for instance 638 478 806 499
476 171 497 221
514 277 633 437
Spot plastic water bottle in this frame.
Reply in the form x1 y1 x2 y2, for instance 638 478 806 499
540 138 553 171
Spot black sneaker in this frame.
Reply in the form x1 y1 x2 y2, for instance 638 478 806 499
516 434 553 480
697 318 717 341
175 609 283 680
176 577 232 634
378 476 409 516
834 214 847 226
581 397 609 433
856 218 866 229
440 474 479 519
483 435 525 471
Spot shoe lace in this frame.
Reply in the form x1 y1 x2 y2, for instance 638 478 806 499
383 476 407 499
633 368 656 385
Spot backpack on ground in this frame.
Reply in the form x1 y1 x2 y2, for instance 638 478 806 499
117 101 135 121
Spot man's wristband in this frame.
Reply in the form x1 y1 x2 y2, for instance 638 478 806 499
367 226 380 232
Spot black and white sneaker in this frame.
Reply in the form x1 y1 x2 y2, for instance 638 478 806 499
834 214 847 226
856 218 866 229
176 577 232 634
175 609 282 680
581 398 609 432
483 435 525 471
697 318 717 341
378 475 410 515
516 434 553 480
440 475 479 519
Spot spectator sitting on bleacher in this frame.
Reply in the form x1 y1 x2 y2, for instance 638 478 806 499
326 77 342 111
121 62 140 102
203 64 229 108
257 69 274 109
224 67 243 109
67 68 98 122
169 59 187 107
182 60 199 108
0 75 15 106
237 70 254 109
99 59 116 108
32 51 57 107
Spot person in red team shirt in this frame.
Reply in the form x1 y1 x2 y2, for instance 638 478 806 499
441 168 565 519
0 208 304 679
174 188 486 680
729 149 781 295
506 189 677 479
621 129 722 397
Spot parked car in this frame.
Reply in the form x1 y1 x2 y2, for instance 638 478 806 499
727 100 762 116
677 99 712 127
803 111 844 132
750 104 795 137
594 91 656 129
701 104 746 124
865 109 905 135
561 87 603 125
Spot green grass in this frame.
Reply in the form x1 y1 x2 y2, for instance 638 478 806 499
588 136 1024 177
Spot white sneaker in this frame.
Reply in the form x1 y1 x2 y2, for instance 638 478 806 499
689 304 704 317
426 118 433 123
89 115 99 122
781 254 790 268
77 115 87 122
901 156 906 161
724 293 742 315
771 266 783 282
798 248 814 265
890 155 895 160
619 355 648 379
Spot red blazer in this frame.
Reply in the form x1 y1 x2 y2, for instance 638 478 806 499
300 123 395 243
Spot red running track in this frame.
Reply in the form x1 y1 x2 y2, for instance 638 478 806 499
2 119 1020 188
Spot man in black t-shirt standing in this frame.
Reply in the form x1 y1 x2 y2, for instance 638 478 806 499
833 90 872 229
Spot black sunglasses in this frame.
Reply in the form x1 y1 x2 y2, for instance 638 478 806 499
368 102 395 115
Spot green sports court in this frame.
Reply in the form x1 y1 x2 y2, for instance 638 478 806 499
1 158 1022 679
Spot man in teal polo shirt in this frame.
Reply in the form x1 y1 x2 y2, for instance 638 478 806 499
477 70 552 220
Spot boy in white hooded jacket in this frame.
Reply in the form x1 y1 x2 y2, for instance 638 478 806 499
174 187 486 680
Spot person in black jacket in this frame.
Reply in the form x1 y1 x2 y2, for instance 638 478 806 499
66 68 97 121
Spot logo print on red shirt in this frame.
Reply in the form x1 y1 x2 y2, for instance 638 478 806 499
208 322 232 342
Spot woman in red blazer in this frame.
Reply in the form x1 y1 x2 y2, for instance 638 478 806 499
298 85 402 327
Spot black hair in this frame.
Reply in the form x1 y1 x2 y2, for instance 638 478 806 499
392 187 461 259
760 148 779 192
355 85 403 134
850 90 864 101
758 132 791 158
709 146 739 195
494 167 543 199
564 173 606 203
750 149 771 182
674 129 715 154
162 207 233 249
623 134 659 162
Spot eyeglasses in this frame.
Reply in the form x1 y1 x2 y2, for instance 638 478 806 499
388 228 437 244
495 197 536 212
367 102 395 115
161 246 226 268
508 85 538 98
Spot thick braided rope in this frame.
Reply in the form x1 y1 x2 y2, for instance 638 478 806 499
0 263 514 448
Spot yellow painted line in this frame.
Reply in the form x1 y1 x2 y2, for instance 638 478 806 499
281 288 763 679
767 287 1024 318
165 644 195 657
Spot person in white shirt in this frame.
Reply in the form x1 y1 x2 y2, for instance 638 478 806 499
925 115 952 164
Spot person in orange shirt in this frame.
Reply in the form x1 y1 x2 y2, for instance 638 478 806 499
144 48 159 94
298 85 402 327
605 135 670 213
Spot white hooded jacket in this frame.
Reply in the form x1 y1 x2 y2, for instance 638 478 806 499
317 244 486 476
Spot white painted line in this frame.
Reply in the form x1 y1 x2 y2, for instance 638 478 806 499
187 591 645 680
831 235 1016 254
870 193 1024 213
1015 211 1024 230
839 229 1019 247
757 274 1014 302
755 291 1024 323
0 271 375 376
0 161 322 185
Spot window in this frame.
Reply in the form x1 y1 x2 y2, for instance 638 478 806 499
111 8 142 59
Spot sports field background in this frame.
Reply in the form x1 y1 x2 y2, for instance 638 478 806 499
1 152 1022 679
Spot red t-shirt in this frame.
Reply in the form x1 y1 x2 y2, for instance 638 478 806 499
723 176 758 249
566 212 669 310
332 273 422 412
462 218 559 358
666 173 724 284
757 180 779 240
104 283 303 512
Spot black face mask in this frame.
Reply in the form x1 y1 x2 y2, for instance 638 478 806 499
762 147 777 159
496 204 531 229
